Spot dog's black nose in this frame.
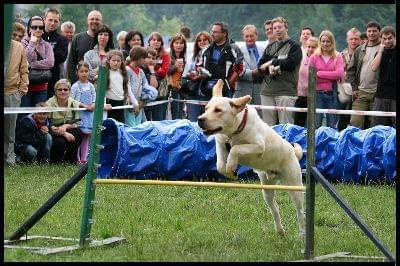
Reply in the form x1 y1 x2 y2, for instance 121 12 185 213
197 117 205 128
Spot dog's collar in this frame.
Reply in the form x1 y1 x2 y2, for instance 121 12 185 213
232 106 248 135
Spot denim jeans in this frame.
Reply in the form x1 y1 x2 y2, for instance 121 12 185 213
21 90 48 107
186 94 208 122
316 91 336 128
19 133 52 162
170 90 185 120
144 99 168 121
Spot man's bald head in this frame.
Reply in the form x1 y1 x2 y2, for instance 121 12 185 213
87 10 102 35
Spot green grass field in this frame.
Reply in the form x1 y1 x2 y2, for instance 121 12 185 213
4 164 396 262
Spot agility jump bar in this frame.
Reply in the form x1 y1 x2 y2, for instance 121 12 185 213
94 179 306 191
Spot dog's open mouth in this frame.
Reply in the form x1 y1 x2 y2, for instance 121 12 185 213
202 127 223 135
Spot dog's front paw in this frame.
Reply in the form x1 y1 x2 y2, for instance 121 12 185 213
226 156 238 176
217 161 227 176
225 162 238 180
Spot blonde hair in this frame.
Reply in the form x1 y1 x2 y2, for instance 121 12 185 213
346 27 361 38
306 36 318 46
54 78 71 91
272 17 288 29
315 30 338 58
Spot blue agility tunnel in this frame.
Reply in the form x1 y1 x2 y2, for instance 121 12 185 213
98 119 396 183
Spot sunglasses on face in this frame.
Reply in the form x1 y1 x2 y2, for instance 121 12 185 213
31 25 45 30
57 88 69 92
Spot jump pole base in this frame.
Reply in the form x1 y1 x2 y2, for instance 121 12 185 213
4 235 125 255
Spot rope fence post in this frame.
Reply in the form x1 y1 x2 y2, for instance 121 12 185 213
79 66 108 247
305 66 317 259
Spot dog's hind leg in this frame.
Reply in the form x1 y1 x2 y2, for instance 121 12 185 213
257 171 285 235
281 166 306 239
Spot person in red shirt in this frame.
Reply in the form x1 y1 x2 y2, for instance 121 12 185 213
144 32 170 121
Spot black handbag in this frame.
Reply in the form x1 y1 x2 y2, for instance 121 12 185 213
28 49 52 84
28 68 52 84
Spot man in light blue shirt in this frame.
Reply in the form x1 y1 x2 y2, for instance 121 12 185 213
234 24 264 113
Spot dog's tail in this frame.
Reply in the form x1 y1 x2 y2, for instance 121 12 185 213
293 143 303 161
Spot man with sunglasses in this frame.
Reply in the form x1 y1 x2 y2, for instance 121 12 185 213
42 8 69 99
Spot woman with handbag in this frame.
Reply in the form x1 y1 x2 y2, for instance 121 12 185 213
21 15 54 107
183 31 211 122
46 79 92 164
168 33 187 120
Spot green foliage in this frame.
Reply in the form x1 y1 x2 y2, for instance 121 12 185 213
156 15 184 37
4 164 396 262
14 4 396 51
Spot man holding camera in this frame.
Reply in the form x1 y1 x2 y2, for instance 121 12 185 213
255 17 302 126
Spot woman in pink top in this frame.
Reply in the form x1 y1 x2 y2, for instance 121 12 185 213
294 37 318 127
309 30 344 128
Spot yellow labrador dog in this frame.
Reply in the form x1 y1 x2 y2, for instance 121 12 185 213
198 79 305 237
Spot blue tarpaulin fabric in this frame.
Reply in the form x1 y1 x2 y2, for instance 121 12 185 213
98 119 396 183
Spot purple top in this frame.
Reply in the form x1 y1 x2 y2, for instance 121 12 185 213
22 35 54 69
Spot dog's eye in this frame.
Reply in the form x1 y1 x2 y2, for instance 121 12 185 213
214 108 222 113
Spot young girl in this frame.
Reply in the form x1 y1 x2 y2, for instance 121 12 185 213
70 61 96 164
125 46 153 127
105 50 138 123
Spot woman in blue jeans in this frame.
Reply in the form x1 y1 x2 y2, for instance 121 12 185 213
183 31 212 122
309 30 344 128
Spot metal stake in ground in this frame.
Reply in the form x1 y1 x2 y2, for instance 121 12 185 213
79 66 108 247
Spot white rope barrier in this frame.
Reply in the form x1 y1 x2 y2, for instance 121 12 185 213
173 99 396 117
4 100 169 114
4 98 396 117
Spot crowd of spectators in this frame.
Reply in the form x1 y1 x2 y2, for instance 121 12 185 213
4 7 396 166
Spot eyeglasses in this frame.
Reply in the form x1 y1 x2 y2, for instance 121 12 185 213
30 25 45 30
210 30 222 34
57 88 69 92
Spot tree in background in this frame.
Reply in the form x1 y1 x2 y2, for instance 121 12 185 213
15 4 396 51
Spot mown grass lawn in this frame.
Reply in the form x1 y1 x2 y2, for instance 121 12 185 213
3 164 396 262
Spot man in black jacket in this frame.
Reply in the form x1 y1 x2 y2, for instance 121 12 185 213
42 8 69 99
370 25 396 127
200 22 243 99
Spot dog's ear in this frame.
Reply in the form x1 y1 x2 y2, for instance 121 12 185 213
230 95 252 113
212 79 224 97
